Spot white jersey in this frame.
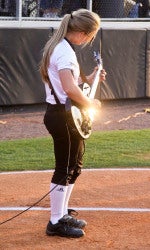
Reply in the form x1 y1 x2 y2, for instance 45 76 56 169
45 39 80 104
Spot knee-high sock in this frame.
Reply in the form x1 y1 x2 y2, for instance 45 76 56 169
63 184 74 216
50 183 68 224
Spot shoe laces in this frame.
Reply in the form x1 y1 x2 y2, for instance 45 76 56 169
58 217 78 233
68 209 78 217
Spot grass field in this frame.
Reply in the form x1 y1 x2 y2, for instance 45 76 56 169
0 129 150 171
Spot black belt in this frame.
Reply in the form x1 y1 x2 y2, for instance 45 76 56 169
47 103 65 111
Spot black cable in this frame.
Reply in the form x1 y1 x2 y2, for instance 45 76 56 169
0 190 50 226
0 175 66 226
0 123 85 226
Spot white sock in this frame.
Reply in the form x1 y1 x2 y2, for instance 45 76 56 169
50 183 68 224
63 184 74 216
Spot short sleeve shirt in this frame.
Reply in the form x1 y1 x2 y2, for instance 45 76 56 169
45 39 80 104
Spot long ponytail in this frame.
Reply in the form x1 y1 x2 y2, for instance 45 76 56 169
40 14 71 83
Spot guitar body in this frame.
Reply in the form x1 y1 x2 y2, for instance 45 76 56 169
65 94 92 139
65 53 102 139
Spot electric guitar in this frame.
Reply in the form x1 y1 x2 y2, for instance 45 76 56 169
65 52 103 139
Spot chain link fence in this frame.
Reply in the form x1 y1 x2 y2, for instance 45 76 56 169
0 0 149 19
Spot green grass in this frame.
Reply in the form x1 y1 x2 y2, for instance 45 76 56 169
84 129 150 168
0 129 150 171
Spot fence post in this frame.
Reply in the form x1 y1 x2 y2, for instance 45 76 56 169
16 0 22 23
86 0 93 11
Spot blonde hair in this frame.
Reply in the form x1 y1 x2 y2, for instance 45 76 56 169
40 9 100 83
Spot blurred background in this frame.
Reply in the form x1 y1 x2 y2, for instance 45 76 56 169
0 1 150 106
0 0 149 19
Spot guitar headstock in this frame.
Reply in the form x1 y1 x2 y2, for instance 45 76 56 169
93 51 103 67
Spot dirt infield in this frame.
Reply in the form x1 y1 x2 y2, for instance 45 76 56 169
0 169 150 250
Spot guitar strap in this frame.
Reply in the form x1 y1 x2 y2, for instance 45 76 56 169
47 79 61 104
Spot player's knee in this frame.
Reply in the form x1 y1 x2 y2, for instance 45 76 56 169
68 166 82 184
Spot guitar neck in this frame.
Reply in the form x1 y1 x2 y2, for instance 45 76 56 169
89 63 103 99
